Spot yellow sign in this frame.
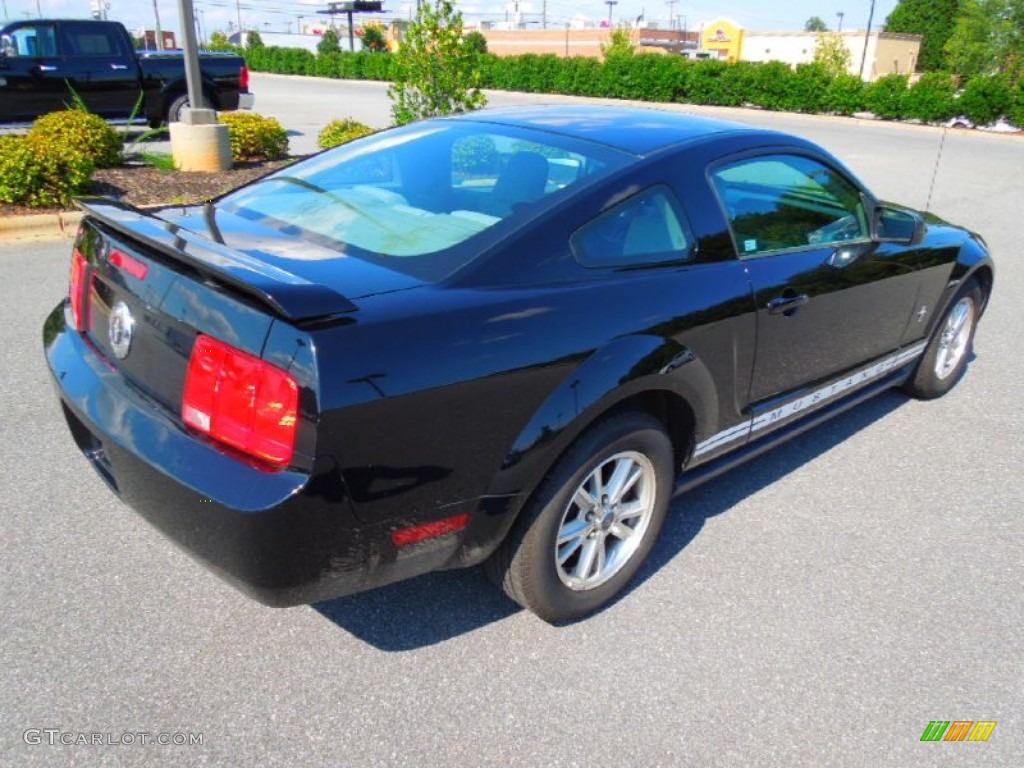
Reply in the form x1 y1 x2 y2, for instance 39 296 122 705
702 18 744 62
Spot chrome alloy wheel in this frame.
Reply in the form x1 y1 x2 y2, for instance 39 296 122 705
554 451 657 591
933 296 975 380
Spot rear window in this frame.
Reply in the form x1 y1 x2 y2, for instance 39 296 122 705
217 120 631 281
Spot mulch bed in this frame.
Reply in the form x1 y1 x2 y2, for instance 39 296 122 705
0 158 298 218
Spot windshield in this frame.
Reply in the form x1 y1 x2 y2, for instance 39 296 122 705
218 120 631 281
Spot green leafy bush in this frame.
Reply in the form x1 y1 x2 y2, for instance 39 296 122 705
1009 80 1024 128
903 72 957 122
958 74 1014 125
822 74 866 115
28 109 122 168
0 135 93 207
865 74 909 119
218 112 289 161
318 118 376 149
684 59 743 107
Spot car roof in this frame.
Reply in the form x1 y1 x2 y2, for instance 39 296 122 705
449 105 775 156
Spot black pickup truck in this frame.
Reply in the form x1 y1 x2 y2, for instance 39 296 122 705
0 19 253 126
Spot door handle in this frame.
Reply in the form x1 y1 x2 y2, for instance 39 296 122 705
767 293 809 316
110 63 129 70
35 64 58 72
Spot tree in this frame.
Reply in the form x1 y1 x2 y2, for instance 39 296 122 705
944 0 1024 78
317 27 341 56
246 30 264 49
601 24 637 60
361 23 388 53
464 30 488 55
388 0 487 126
814 32 852 77
805 16 829 32
885 0 960 71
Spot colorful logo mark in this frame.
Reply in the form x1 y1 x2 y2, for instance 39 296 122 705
920 721 997 742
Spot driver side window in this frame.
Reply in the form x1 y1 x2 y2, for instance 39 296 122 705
711 154 868 258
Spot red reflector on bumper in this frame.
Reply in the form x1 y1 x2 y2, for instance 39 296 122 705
391 513 471 547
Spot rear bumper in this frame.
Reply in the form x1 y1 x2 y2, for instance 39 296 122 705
43 303 471 607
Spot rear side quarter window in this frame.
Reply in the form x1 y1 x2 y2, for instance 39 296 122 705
571 186 693 269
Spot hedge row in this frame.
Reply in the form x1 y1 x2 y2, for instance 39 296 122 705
245 45 1024 127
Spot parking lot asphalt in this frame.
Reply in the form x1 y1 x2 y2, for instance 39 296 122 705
1 77 1021 766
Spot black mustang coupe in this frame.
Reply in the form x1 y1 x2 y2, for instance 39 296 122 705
44 106 993 622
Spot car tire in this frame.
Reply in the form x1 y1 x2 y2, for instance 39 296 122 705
904 277 983 399
166 93 190 124
485 412 674 623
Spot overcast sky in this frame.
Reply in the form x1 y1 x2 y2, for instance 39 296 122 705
3 1 901 37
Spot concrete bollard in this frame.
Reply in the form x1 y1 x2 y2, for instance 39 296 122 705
169 112 232 172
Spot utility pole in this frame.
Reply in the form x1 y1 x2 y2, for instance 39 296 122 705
152 0 163 50
666 0 676 30
836 11 844 32
542 0 547 29
859 0 876 79
235 0 243 37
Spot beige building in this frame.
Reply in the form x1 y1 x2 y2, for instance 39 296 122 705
737 29 922 80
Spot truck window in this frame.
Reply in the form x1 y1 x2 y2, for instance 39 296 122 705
8 25 58 57
62 23 125 56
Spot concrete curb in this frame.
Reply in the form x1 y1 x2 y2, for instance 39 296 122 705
0 210 84 242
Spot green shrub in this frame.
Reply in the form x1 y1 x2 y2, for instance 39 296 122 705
218 112 289 161
903 72 957 122
864 73 909 119
683 59 743 106
0 135 94 207
318 118 376 149
1009 80 1024 129
822 74 866 115
958 75 1014 125
28 109 122 168
784 62 832 113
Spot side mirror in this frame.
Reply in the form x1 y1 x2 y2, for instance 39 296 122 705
872 204 925 246
0 35 13 59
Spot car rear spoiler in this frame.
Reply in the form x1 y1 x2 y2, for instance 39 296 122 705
76 197 357 321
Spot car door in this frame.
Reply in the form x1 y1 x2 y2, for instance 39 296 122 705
710 152 922 407
57 22 140 117
0 23 64 121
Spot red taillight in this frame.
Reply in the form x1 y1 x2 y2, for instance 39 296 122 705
182 334 299 469
239 64 249 91
69 248 88 332
391 513 471 547
109 249 149 281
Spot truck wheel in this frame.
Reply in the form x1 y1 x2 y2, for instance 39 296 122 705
485 412 674 623
166 94 190 124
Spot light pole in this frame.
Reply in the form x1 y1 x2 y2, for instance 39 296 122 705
836 11 844 32
665 0 676 30
605 0 617 26
152 0 163 51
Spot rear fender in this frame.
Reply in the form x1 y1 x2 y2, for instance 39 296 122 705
486 333 717 503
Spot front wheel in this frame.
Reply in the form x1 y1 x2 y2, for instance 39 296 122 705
904 277 983 399
485 412 674 623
